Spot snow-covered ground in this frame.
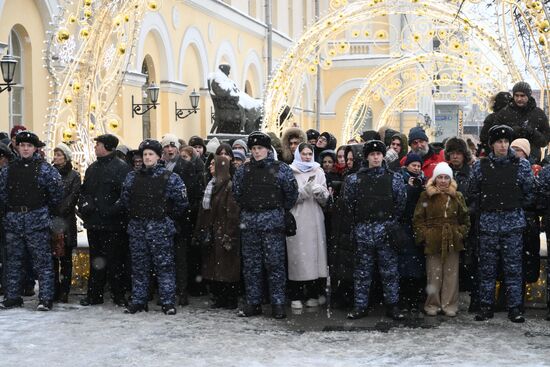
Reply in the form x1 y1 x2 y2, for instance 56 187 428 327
1 295 550 367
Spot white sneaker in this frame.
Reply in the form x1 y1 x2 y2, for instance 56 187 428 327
318 295 327 306
291 300 303 309
305 298 319 307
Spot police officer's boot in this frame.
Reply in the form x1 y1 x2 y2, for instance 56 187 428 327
347 308 368 320
178 291 189 307
237 304 262 317
123 303 148 314
0 297 23 309
37 300 53 311
508 307 525 323
474 305 494 321
162 304 177 315
80 296 104 306
113 294 128 307
272 304 286 319
386 304 405 321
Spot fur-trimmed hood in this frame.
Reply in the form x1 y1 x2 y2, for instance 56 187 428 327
281 127 307 164
426 177 458 198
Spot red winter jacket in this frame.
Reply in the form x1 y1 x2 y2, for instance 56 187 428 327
400 147 445 179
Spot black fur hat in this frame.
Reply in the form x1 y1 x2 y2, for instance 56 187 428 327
488 125 514 145
247 131 271 150
444 137 472 162
363 140 386 157
15 131 41 147
138 139 163 157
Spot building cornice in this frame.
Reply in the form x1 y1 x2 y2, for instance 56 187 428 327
180 0 293 49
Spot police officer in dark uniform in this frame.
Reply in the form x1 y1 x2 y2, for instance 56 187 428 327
78 134 131 307
343 140 407 320
118 139 188 315
233 131 298 319
470 125 534 323
0 131 63 311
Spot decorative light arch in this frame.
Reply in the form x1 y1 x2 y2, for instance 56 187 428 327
343 51 506 140
262 0 525 137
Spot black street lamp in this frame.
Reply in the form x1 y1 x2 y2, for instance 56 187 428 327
0 55 17 94
175 89 200 121
132 82 160 117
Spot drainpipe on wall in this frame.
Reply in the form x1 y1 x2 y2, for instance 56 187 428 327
266 0 273 76
315 0 321 131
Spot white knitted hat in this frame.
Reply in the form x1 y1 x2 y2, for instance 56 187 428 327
432 162 453 179
160 133 181 149
55 143 72 161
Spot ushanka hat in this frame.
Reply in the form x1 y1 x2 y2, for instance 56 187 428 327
488 125 513 145
363 140 386 157
247 131 271 150
138 139 163 157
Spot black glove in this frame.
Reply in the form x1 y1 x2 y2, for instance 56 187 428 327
284 210 297 237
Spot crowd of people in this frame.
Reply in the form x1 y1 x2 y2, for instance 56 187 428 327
0 81 549 324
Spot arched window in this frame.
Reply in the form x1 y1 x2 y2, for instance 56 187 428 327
141 60 152 139
8 29 24 127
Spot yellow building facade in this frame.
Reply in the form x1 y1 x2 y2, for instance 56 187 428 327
0 0 423 148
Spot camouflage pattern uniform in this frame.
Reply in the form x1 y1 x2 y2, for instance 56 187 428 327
343 165 407 310
470 149 534 309
119 163 188 306
0 153 63 303
232 151 298 306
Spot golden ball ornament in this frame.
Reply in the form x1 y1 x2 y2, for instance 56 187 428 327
72 82 81 93
64 96 73 104
62 129 73 141
80 28 89 38
57 29 70 42
117 44 126 55
147 1 158 10
108 119 120 130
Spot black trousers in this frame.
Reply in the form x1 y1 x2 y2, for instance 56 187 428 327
399 277 425 309
86 230 128 301
174 232 188 296
54 247 73 296
288 279 323 301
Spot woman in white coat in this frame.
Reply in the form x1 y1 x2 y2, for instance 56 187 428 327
287 143 329 309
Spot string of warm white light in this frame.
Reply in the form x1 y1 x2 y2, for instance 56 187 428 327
262 0 550 142
44 0 160 171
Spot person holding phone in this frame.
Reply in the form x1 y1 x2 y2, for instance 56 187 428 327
287 143 329 310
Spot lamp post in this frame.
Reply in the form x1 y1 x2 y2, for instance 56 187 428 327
0 55 17 94
132 82 159 118
175 89 200 121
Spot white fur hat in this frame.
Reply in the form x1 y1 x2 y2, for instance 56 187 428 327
160 133 181 149
432 162 453 179
55 143 72 161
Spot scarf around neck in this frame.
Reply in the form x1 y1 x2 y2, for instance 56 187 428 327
290 147 320 173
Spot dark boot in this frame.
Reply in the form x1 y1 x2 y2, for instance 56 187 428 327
162 304 177 315
546 308 550 321
0 297 23 309
386 304 405 321
347 308 368 320
58 292 69 303
178 292 189 307
36 300 53 311
113 295 128 307
475 305 494 321
508 307 525 323
79 296 103 306
123 303 148 314
468 296 480 313
237 304 262 317
272 304 286 319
